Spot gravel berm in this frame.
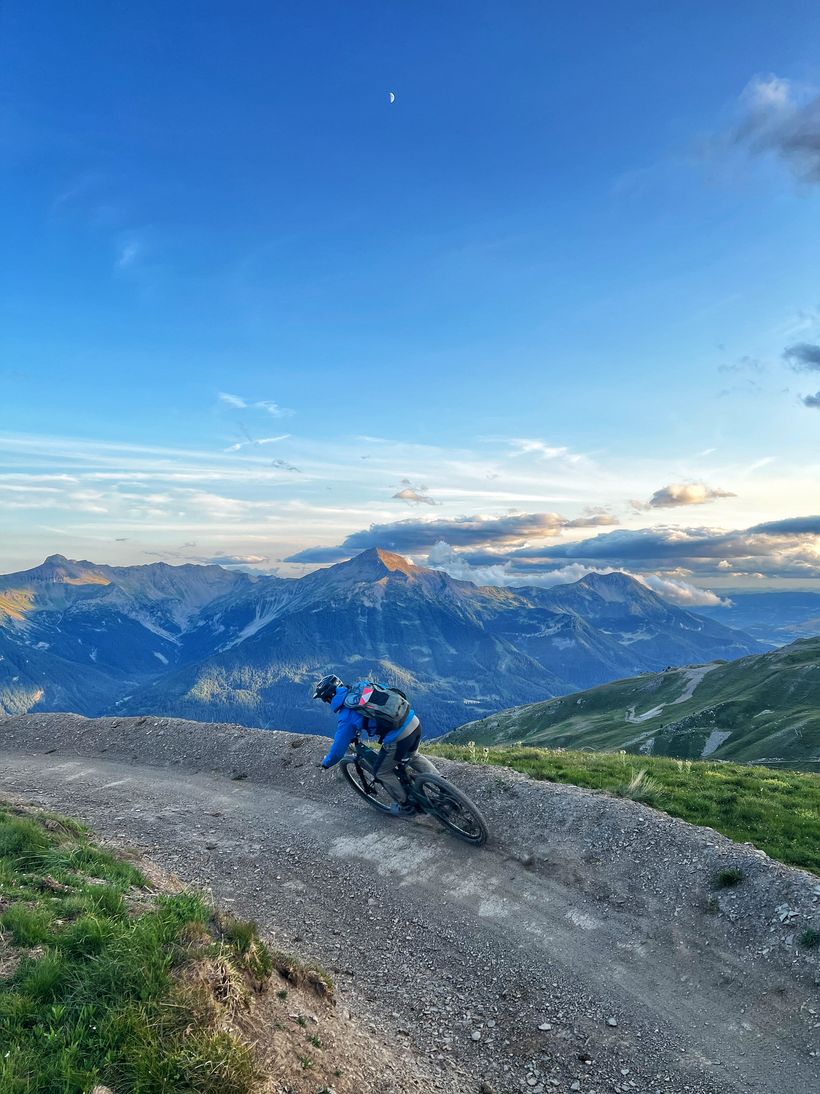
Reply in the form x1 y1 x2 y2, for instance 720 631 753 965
2 713 819 1094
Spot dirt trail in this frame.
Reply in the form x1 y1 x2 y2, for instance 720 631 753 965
1 713 819 1094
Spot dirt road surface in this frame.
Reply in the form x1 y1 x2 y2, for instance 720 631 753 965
1 714 818 1094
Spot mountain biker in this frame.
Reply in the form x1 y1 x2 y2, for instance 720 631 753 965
313 674 434 816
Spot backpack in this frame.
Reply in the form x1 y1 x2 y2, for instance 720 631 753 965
343 680 411 734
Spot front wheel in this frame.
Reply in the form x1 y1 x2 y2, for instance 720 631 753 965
339 756 396 815
413 774 489 846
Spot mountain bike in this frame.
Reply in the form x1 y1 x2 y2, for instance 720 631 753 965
339 735 489 846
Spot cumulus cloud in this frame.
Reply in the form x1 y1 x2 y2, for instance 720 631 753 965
784 343 820 371
284 510 618 563
803 391 820 409
426 541 728 607
732 74 820 183
426 541 512 585
393 479 439 506
749 515 820 535
394 488 438 505
218 392 294 418
510 520 820 581
635 573 729 608
635 483 737 510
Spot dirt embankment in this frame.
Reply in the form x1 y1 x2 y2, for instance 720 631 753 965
1 712 819 1094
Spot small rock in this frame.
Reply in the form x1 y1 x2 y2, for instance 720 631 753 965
571 1083 581 1092
607 1016 618 1027
479 1084 495 1094
471 1030 482 1041
538 1021 553 1031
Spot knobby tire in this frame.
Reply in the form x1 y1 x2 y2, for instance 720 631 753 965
413 773 489 846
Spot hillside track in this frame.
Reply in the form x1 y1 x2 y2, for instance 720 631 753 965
2 714 819 1094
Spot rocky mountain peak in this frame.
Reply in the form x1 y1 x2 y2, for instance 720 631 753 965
574 570 648 599
331 547 418 580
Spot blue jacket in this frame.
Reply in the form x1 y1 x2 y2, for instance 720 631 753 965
320 685 417 768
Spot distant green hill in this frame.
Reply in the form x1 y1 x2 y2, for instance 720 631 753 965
447 637 820 768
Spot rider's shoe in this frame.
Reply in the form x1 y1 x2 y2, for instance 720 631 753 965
388 802 415 817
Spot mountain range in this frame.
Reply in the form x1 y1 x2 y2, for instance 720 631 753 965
0 549 763 735
447 636 820 768
694 591 820 646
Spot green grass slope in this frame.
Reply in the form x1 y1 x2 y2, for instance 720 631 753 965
447 636 820 768
427 744 820 874
0 802 342 1094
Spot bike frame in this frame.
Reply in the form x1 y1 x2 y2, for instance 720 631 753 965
350 734 462 821
350 735 419 805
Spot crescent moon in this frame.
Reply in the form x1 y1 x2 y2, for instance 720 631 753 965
389 91 395 103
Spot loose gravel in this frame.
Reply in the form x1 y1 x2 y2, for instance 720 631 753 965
1 712 819 1094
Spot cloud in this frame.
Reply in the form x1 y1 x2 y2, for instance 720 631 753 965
284 510 619 563
219 393 247 409
270 458 302 473
637 483 737 509
115 239 141 269
718 355 765 374
224 435 290 452
506 520 820 581
393 488 438 506
204 554 268 566
802 391 820 409
425 541 728 607
783 343 820 371
732 74 820 183
507 439 584 463
393 479 439 506
218 392 294 417
749 515 820 535
636 573 728 608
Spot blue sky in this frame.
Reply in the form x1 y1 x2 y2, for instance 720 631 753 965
2 1 819 598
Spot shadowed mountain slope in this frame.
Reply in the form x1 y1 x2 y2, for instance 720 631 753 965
0 549 762 734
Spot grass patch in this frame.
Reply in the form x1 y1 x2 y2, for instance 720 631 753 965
0 801 273 1094
714 867 744 889
799 928 820 949
429 743 820 874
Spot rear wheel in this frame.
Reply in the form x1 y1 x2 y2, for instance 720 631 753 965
413 774 488 846
340 757 396 815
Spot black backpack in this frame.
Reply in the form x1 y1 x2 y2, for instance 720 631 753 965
343 680 411 734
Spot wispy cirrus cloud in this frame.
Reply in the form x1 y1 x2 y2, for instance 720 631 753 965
507 438 585 463
115 237 141 270
218 392 294 418
224 435 290 452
